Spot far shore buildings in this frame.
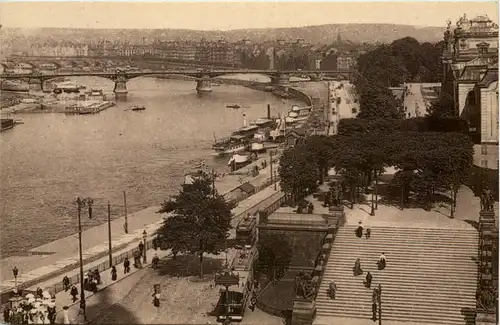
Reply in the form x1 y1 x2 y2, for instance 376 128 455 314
442 14 499 170
21 38 360 71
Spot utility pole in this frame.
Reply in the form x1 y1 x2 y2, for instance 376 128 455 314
107 201 113 268
76 197 93 321
270 151 273 186
123 191 128 234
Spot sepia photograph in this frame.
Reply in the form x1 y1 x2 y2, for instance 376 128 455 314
0 1 498 324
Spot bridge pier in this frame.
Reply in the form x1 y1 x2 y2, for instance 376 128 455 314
196 75 212 95
272 73 290 86
113 76 128 100
28 78 43 92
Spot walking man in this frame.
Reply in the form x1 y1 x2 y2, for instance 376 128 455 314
365 271 373 289
123 257 130 274
70 285 78 303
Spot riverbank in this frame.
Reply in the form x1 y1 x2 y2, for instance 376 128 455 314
0 80 319 304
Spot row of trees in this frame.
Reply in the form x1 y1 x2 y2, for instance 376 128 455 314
279 130 473 216
353 37 443 119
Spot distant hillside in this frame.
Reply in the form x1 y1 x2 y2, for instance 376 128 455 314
1 23 445 47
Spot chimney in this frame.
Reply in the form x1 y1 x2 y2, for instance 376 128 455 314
267 104 271 119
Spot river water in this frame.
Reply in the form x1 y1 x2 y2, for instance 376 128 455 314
0 76 301 257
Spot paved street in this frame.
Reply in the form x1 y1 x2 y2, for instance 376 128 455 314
403 83 425 117
0 207 163 284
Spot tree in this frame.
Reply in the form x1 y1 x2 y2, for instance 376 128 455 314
156 174 234 278
427 92 455 117
256 233 292 282
357 85 401 119
279 145 320 204
304 135 335 184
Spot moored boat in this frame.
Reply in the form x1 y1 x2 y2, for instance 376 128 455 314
227 153 252 172
0 118 15 132
131 105 146 111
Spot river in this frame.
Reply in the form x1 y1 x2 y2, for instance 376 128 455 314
0 76 302 257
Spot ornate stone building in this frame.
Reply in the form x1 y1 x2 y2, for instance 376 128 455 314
442 14 499 170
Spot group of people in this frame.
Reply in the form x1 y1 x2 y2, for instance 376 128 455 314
327 222 388 316
2 292 58 324
355 222 387 321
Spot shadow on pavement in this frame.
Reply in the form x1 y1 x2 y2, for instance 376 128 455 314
460 307 477 325
156 255 222 277
86 274 147 324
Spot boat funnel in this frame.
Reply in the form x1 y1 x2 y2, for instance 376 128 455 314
243 113 247 127
267 104 271 119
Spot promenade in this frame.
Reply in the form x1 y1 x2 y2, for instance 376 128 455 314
0 150 280 302
0 180 282 324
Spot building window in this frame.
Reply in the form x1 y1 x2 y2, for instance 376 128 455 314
481 160 488 168
481 144 488 155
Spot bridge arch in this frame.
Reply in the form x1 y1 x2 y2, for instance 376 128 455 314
212 73 273 83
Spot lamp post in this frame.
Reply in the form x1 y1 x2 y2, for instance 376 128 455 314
76 197 93 321
12 267 18 294
378 284 382 325
274 170 278 190
143 230 147 263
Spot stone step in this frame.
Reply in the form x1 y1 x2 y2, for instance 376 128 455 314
316 300 475 313
331 251 477 260
315 309 470 324
336 239 478 246
324 263 478 275
343 226 478 233
339 234 478 240
323 269 477 285
318 281 477 294
321 273 477 286
315 287 477 301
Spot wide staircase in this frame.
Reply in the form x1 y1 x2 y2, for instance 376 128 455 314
315 225 479 325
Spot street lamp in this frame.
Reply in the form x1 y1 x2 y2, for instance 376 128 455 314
12 267 18 294
378 284 382 325
76 197 93 321
143 230 147 263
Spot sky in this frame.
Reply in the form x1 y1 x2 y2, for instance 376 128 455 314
0 1 498 30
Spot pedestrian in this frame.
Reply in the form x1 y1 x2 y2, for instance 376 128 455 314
353 258 363 276
111 266 117 281
62 306 70 325
93 269 101 285
377 253 386 270
355 221 363 238
152 253 160 270
123 257 130 274
365 228 371 239
152 292 160 307
365 271 372 289
328 281 337 299
70 285 78 303
138 241 144 255
91 278 98 293
36 287 43 298
62 276 70 292
3 306 10 323
372 301 378 321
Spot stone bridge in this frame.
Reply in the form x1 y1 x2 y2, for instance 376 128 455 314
0 69 352 98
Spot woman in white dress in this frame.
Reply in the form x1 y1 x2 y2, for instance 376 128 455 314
62 306 71 324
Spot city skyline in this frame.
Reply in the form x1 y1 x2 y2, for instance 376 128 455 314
0 1 498 30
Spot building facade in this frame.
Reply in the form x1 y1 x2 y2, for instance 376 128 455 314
442 14 499 170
